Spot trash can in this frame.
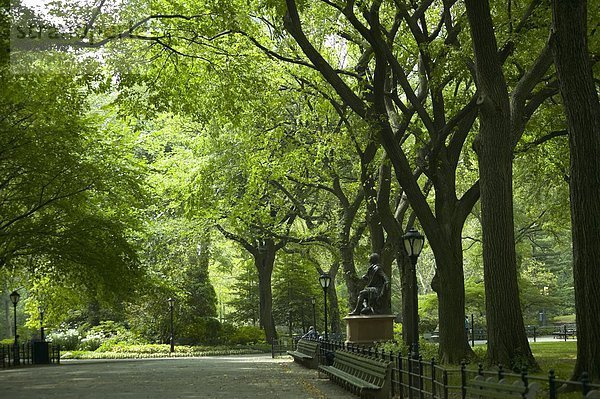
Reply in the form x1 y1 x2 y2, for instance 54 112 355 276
33 342 50 364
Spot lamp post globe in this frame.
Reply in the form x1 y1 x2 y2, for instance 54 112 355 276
319 274 331 340
402 228 425 359
168 297 175 353
403 227 425 259
10 290 20 366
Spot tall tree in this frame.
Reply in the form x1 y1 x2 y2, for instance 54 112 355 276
463 0 555 368
550 0 600 381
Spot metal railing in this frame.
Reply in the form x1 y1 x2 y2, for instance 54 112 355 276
1 343 61 368
271 338 294 358
309 339 599 398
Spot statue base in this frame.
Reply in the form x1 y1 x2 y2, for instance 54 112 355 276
344 314 396 345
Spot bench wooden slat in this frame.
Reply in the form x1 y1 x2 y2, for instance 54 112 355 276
319 349 391 399
319 365 380 389
287 339 320 369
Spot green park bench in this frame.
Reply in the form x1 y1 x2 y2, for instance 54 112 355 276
466 375 540 399
318 349 391 399
553 324 577 340
287 339 320 369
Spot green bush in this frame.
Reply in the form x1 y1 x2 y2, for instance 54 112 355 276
227 325 265 345
392 323 403 342
178 317 224 346
48 329 81 350
1 338 14 345
79 334 103 351
80 321 145 352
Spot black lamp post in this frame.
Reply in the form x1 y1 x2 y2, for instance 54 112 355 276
319 274 331 340
311 297 317 332
10 290 20 366
168 297 175 353
402 227 425 358
38 306 45 342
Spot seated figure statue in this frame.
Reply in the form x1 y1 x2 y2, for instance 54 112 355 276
349 253 390 315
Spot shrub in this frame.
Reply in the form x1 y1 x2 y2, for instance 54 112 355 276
48 329 81 350
227 325 266 345
85 321 145 352
79 332 104 351
178 317 224 346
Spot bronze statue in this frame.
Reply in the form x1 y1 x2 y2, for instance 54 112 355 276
349 253 389 315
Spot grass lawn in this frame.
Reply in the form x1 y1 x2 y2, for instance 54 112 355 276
530 341 577 379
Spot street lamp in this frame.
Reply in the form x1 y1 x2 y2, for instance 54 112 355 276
319 274 331 340
402 227 425 358
311 297 317 332
10 290 20 366
38 306 45 342
168 297 175 353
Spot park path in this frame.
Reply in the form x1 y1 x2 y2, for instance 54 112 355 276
0 354 353 399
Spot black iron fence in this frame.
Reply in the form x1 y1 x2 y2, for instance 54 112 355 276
271 337 295 358
309 339 599 398
1 343 61 368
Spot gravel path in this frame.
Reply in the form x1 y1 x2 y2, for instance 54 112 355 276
0 354 353 399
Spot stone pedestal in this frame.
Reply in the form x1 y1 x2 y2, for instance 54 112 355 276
344 314 396 345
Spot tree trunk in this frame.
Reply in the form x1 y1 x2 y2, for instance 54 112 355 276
255 240 278 343
430 229 473 364
551 0 600 381
328 262 342 334
340 242 362 309
465 0 536 369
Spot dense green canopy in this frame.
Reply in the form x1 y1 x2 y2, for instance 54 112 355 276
1 0 598 378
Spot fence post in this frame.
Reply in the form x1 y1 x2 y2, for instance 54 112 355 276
408 353 414 399
461 361 467 399
498 364 505 380
533 326 537 343
419 356 424 399
549 369 556 399
478 363 484 376
581 372 590 395
443 369 449 399
399 351 404 399
521 366 528 388
431 358 437 399
563 324 567 342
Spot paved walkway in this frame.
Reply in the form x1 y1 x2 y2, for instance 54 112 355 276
0 354 353 399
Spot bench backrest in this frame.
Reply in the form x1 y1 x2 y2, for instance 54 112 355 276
467 375 540 399
296 339 319 355
587 390 600 398
332 350 391 387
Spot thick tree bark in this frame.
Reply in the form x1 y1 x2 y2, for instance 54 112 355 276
328 262 342 335
550 0 600 381
465 0 536 369
255 239 278 343
430 228 472 363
